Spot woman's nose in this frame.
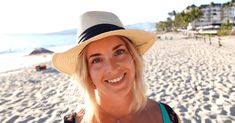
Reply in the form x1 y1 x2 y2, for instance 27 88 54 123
105 58 118 71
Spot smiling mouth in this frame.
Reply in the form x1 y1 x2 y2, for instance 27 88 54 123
105 73 126 83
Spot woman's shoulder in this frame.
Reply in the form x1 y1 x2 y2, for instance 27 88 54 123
147 99 180 123
160 102 180 123
64 108 85 123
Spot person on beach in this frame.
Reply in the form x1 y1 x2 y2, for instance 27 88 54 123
218 36 222 47
52 11 180 123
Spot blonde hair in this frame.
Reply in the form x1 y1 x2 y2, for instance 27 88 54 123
73 36 147 123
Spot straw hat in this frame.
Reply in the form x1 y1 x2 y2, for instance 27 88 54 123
52 11 156 75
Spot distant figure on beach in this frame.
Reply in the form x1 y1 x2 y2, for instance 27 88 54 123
209 36 212 45
165 36 168 40
218 37 222 47
204 37 206 43
52 11 180 123
195 35 198 40
157 36 161 40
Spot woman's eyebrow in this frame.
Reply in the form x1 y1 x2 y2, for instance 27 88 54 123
88 44 124 59
112 44 124 51
88 53 101 59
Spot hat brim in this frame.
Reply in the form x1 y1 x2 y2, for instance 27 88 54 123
52 29 156 75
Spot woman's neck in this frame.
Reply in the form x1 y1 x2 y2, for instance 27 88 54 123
98 92 133 119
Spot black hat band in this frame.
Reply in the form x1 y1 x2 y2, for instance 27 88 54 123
78 24 124 43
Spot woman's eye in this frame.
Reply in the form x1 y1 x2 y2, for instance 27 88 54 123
115 49 125 56
91 58 102 64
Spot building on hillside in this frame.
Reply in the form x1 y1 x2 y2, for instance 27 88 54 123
222 3 235 23
196 4 223 28
185 2 235 34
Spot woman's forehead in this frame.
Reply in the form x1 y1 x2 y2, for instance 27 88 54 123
90 36 125 46
86 36 126 53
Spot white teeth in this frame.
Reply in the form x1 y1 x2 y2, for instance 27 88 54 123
107 74 124 83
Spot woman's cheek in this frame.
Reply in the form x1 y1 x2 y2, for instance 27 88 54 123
89 64 103 80
118 54 133 65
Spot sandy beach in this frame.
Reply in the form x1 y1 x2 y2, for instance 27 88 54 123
0 32 235 123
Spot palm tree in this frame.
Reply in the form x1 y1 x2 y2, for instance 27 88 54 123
210 2 215 7
168 10 177 31
168 10 176 20
190 8 203 29
190 8 203 21
174 12 189 29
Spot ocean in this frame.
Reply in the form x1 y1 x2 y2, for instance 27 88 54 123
0 34 76 73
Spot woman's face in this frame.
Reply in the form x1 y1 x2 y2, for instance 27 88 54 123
86 36 135 97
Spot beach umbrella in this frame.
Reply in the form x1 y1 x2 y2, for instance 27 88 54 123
28 47 54 56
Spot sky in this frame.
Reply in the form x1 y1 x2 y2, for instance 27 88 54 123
0 0 230 34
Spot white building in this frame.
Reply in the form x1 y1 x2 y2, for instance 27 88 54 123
222 3 235 23
185 2 235 31
196 4 223 28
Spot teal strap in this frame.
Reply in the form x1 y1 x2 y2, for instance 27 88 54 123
74 113 78 123
159 103 171 123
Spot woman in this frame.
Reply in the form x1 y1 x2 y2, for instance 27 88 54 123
52 11 180 123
